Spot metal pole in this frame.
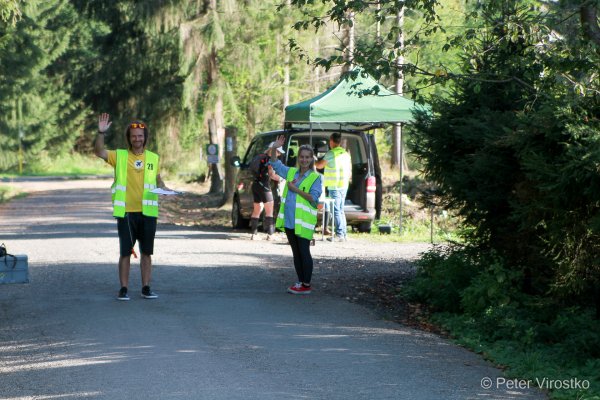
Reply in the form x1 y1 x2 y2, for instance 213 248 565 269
396 6 405 234
399 123 403 234
430 205 434 244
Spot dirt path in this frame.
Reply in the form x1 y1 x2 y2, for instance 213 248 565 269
0 178 546 399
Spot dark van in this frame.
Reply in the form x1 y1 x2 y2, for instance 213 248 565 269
231 128 382 233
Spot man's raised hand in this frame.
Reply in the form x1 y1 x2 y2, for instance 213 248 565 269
98 113 112 133
274 134 285 149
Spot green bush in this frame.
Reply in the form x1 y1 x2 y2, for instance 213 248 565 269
408 245 600 399
406 245 478 312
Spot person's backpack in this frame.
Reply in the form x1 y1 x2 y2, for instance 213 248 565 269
0 243 17 269
249 153 269 179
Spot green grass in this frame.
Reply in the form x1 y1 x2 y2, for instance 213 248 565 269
434 311 600 400
355 216 462 243
1 152 112 177
355 195 462 243
0 186 26 204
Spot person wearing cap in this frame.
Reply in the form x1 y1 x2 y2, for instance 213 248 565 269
249 141 285 240
94 113 174 301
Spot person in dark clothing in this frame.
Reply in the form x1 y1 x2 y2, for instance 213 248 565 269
250 142 284 240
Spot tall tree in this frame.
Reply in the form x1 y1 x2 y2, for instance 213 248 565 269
0 0 90 169
409 0 600 309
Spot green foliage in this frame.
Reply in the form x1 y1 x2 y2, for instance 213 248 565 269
407 1 600 307
285 0 441 79
0 0 91 164
409 247 600 399
22 151 111 175
406 245 478 312
0 185 24 204
0 0 19 24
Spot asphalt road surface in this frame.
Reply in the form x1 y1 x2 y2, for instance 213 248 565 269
0 178 546 400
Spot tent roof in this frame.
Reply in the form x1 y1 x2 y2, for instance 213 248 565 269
284 69 423 129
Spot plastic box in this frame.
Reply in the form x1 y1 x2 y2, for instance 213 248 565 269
0 255 29 284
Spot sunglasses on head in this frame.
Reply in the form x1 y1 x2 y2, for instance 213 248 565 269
130 123 146 129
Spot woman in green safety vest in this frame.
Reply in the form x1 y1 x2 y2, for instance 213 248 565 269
269 135 323 295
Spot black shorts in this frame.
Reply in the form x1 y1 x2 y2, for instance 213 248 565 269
252 181 273 203
116 213 157 257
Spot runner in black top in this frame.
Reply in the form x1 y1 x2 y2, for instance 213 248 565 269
249 142 284 240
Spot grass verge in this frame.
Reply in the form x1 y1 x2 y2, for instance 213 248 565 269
0 186 26 204
1 152 112 177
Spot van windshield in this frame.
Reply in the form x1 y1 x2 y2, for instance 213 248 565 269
286 133 365 167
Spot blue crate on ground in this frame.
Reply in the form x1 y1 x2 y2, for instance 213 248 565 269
0 255 29 284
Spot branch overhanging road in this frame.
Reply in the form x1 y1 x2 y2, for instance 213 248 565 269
0 178 546 400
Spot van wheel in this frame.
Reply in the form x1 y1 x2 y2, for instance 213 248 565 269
232 198 249 229
357 222 372 233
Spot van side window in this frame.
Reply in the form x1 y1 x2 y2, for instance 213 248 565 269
244 137 272 165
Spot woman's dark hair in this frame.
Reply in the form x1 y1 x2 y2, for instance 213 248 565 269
125 121 149 148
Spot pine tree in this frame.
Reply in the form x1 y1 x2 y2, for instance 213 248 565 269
0 0 89 169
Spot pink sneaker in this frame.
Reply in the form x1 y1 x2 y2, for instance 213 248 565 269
287 283 312 295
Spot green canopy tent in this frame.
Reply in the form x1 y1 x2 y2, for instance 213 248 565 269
284 69 426 234
284 69 422 130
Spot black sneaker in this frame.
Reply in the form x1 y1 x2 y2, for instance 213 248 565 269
117 287 130 301
141 286 158 299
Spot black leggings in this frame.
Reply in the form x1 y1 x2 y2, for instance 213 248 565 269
285 228 313 284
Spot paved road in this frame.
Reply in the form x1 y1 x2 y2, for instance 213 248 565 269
0 179 546 399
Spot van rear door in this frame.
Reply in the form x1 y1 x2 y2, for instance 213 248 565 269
366 132 383 219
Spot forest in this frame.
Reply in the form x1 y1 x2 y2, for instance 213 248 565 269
2 1 600 398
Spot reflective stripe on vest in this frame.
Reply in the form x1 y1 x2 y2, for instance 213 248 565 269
112 149 128 217
275 167 319 240
142 151 159 217
111 149 160 218
324 146 351 189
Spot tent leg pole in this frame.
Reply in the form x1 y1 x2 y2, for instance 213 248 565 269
399 122 403 235
309 123 313 146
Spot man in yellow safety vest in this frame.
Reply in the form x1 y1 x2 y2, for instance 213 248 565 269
315 132 352 241
94 113 173 301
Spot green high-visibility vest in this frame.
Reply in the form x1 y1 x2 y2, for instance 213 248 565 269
112 149 159 218
323 146 351 190
276 167 320 240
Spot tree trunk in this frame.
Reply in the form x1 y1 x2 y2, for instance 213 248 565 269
391 8 405 168
207 47 225 194
595 283 600 320
283 0 291 116
223 126 237 205
341 11 355 72
208 118 222 194
314 36 320 94
283 51 290 115
581 4 600 47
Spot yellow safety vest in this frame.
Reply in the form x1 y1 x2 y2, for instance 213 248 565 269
323 146 351 190
112 149 159 218
276 168 320 240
